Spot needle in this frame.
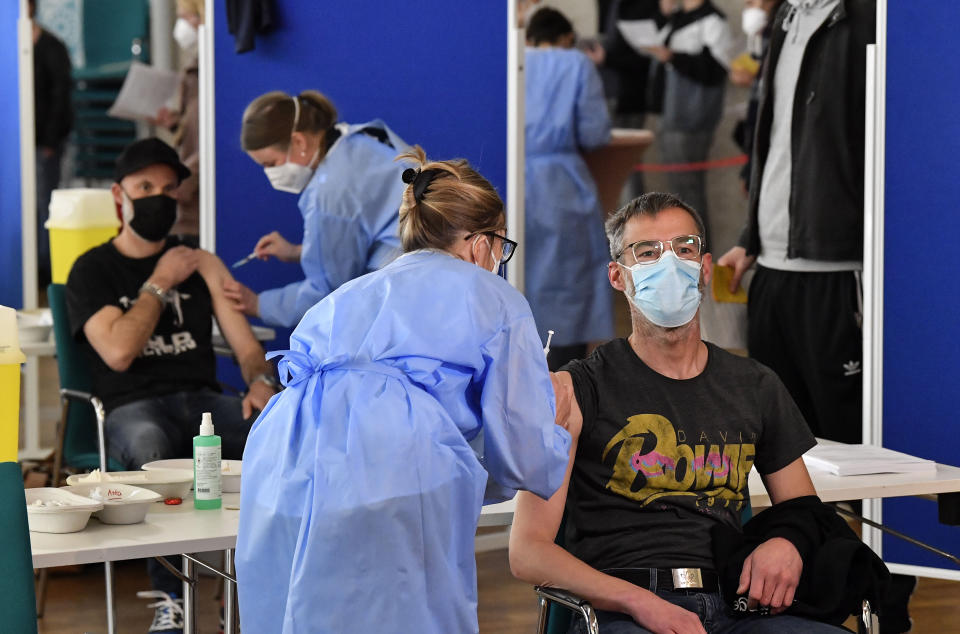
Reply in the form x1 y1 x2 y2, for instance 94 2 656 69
231 252 257 269
543 330 555 357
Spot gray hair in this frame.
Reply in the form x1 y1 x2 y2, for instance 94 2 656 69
604 192 707 260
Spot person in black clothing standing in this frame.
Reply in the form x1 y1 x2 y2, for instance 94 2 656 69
29 0 73 287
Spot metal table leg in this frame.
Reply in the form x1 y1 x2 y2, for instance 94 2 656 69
182 556 196 634
224 548 238 634
105 561 117 634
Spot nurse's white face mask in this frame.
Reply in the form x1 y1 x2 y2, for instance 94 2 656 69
173 18 198 50
473 234 502 274
263 97 319 195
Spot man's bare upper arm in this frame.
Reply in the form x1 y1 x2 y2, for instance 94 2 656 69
551 371 583 436
196 251 263 363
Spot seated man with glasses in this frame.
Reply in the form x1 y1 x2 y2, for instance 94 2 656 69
509 193 846 633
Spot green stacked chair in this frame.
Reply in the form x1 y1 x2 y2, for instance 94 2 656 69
0 461 39 633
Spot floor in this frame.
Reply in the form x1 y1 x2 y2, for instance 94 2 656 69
34 548 960 633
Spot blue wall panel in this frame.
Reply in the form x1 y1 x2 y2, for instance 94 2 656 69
0 5 22 308
213 2 507 382
883 2 960 569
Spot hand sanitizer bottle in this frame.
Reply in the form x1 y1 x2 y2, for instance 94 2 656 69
193 412 221 509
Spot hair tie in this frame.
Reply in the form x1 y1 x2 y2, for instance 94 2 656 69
401 168 442 202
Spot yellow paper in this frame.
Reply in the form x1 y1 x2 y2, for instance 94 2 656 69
0 306 26 462
730 52 760 76
712 266 748 304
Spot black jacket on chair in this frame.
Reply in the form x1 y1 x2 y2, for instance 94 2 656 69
712 495 890 626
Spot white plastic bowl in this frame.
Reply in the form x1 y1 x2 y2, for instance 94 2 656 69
61 483 162 524
16 309 53 343
142 459 243 493
66 469 193 500
25 488 103 533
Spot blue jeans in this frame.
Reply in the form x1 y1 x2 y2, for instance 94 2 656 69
569 588 848 634
105 388 256 596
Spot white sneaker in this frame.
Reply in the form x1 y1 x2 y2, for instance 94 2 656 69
137 590 184 634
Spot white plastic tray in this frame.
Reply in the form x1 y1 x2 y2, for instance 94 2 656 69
143 459 242 493
25 488 103 533
62 483 162 524
66 469 193 500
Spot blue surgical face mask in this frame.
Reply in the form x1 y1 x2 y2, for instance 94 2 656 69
620 251 702 328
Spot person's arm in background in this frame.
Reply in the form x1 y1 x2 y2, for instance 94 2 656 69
80 247 200 372
509 371 706 634
575 53 613 151
197 251 277 418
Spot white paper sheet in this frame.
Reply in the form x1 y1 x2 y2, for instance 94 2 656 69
616 20 662 53
802 443 937 476
107 61 179 121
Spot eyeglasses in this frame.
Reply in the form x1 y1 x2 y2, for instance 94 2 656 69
480 232 518 264
615 234 703 265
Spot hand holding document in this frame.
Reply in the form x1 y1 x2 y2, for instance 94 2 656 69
107 61 179 121
616 20 662 53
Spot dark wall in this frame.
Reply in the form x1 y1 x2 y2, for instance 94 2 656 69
883 2 960 569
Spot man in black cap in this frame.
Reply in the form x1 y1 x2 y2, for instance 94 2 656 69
65 138 278 633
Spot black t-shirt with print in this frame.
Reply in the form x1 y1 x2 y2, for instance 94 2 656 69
562 339 815 572
66 236 219 412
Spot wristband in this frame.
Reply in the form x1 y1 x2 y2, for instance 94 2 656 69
250 372 280 390
139 281 168 306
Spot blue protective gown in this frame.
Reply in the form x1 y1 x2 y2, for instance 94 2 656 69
524 47 613 347
257 120 410 328
236 250 571 634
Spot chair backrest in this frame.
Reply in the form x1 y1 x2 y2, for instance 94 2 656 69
48 284 103 467
0 462 39 633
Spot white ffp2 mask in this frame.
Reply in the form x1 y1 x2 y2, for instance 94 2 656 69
173 18 198 50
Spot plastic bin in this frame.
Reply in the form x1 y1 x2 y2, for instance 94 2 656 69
44 189 120 284
0 306 26 463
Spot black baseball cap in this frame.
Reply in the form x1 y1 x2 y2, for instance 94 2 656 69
114 138 191 184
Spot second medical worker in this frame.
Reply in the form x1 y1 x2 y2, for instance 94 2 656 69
223 90 410 327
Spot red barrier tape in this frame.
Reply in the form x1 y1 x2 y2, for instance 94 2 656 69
634 154 748 173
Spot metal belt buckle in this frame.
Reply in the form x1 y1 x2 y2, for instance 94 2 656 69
671 568 703 589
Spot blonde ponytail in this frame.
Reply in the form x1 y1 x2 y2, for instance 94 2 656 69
396 146 505 253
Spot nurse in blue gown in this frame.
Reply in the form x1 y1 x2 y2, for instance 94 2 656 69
224 90 411 328
525 8 614 370
236 148 572 634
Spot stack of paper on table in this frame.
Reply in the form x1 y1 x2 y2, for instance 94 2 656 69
802 443 936 476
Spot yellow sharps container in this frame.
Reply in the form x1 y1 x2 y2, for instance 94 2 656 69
0 306 26 463
45 188 120 284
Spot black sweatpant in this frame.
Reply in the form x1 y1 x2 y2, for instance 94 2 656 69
747 266 863 444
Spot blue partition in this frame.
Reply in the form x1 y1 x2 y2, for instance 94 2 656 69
0 4 22 308
212 2 507 386
882 3 960 571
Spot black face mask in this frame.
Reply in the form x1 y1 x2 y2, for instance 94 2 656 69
127 194 177 242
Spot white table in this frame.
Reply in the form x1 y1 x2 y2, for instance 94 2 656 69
477 462 960 527
32 493 241 634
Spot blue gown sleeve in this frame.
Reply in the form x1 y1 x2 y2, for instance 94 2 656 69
258 213 370 328
477 314 571 502
575 55 613 151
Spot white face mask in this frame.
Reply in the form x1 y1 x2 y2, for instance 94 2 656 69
173 18 198 50
264 151 317 194
263 96 319 195
473 235 502 274
741 7 768 37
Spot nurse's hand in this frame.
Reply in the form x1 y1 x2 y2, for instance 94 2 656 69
223 279 259 317
254 231 302 263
